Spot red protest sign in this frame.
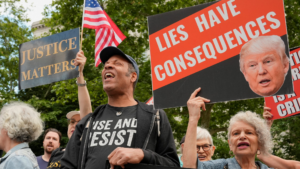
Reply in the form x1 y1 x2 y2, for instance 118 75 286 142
148 0 293 109
265 47 300 120
146 97 154 105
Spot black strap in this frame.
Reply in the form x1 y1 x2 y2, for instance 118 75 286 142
155 110 161 137
79 105 103 169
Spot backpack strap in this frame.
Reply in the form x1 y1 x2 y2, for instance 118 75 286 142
79 105 103 141
79 105 104 169
155 110 161 137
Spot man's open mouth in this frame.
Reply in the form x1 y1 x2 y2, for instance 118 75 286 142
104 72 115 80
259 79 270 85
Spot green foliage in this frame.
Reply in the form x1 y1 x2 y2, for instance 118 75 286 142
0 1 31 106
285 0 300 48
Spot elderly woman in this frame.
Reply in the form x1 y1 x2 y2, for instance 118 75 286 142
184 88 275 169
184 88 300 169
179 127 215 167
0 102 44 169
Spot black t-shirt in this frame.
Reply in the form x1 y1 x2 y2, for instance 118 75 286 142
47 148 65 169
85 104 138 169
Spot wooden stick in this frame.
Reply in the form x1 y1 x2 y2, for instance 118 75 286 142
79 0 87 73
80 28 84 51
78 29 83 73
80 0 86 51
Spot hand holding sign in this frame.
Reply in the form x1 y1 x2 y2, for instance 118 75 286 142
187 88 210 121
74 50 87 73
265 46 300 120
149 0 293 109
19 28 79 89
263 104 273 129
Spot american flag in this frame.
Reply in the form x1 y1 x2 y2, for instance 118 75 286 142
83 0 126 67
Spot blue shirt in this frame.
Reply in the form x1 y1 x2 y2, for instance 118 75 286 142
178 155 183 167
197 157 273 169
0 142 39 169
37 156 48 169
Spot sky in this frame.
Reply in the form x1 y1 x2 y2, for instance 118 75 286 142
1 0 53 26
22 0 53 26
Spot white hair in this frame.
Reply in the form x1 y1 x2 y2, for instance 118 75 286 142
196 127 214 146
180 126 213 153
227 111 273 155
239 35 289 72
0 102 44 142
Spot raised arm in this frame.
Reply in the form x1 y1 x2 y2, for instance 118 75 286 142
263 102 273 130
74 50 92 119
258 153 300 169
182 88 210 168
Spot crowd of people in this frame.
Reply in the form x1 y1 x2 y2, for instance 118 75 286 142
0 36 300 169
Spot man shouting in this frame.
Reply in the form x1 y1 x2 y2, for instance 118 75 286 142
37 128 61 169
61 47 179 169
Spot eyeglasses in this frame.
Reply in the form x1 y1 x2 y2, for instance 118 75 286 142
67 119 80 126
197 144 212 152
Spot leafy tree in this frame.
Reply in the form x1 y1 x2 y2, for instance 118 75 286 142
0 0 31 106
0 0 21 9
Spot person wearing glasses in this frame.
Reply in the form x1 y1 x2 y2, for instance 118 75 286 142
47 111 84 169
47 50 92 169
183 88 300 169
179 127 215 167
184 88 274 169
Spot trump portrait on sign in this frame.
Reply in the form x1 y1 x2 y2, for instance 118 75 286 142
239 35 290 97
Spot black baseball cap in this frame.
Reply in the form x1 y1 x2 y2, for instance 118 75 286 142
99 46 139 82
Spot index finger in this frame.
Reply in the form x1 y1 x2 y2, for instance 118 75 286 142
264 107 271 111
108 148 117 159
189 87 201 100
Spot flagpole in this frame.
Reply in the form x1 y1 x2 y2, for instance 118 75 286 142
80 0 86 51
79 0 86 73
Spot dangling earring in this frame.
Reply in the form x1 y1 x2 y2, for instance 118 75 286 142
229 150 234 157
257 150 261 155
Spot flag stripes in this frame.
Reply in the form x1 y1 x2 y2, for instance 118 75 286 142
82 0 126 67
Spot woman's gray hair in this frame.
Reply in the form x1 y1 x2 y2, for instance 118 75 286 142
227 111 273 154
196 127 214 146
0 102 44 142
239 35 289 72
180 127 213 153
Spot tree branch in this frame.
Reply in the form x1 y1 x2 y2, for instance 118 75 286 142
200 103 214 129
44 83 53 99
210 127 227 135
